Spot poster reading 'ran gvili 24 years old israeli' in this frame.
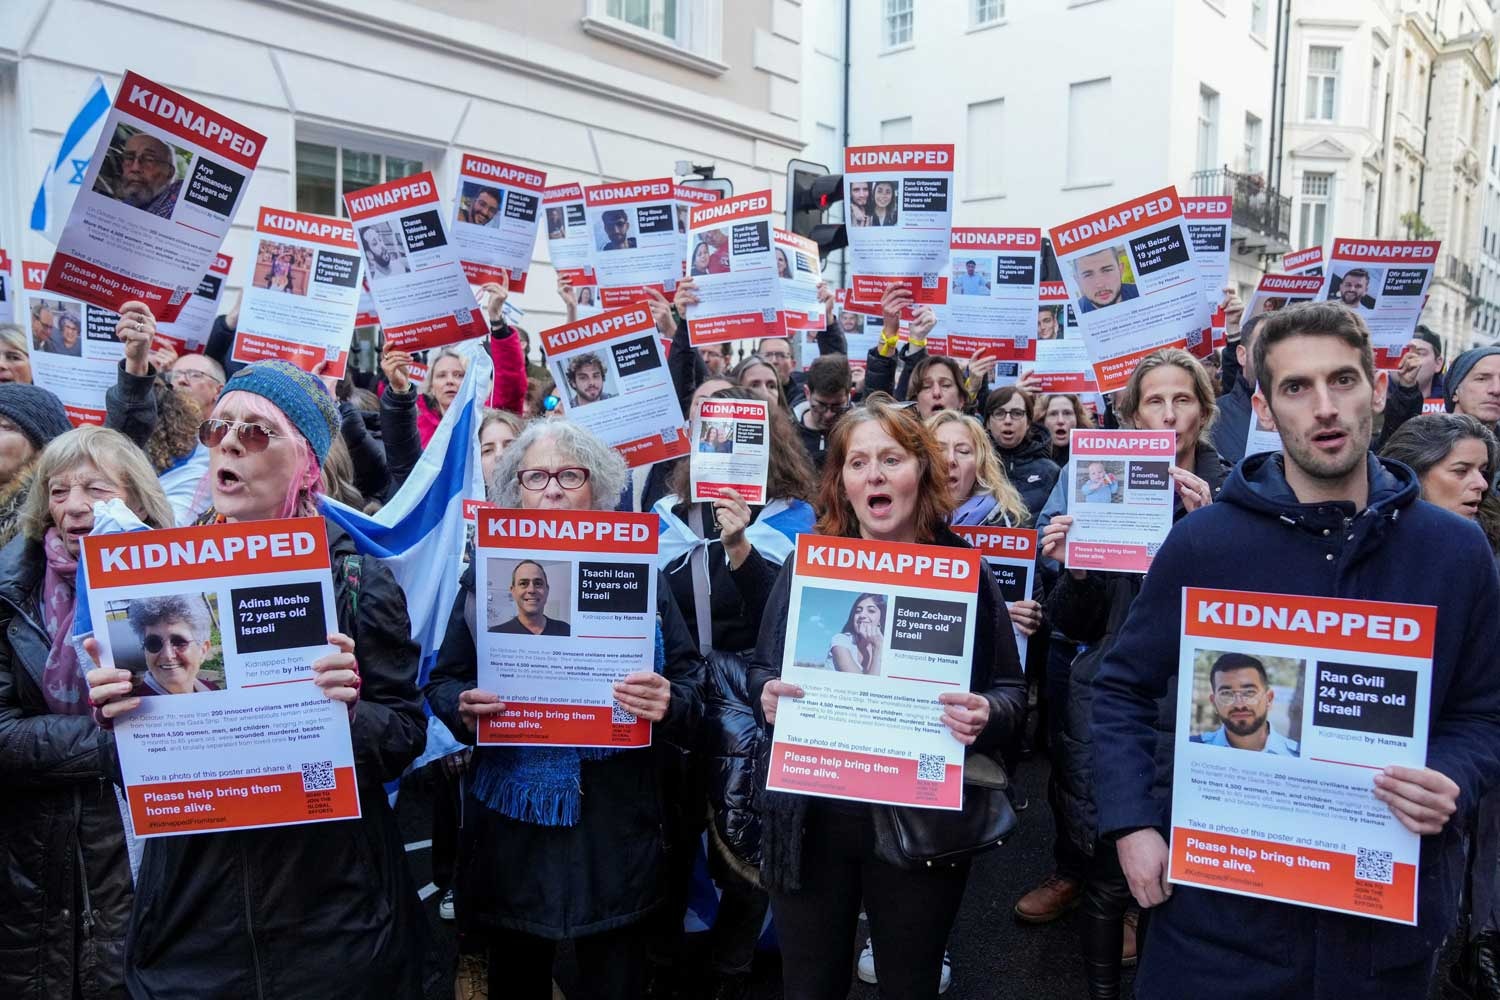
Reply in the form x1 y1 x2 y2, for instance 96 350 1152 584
766 536 979 810
82 518 358 838
44 71 264 321
1170 588 1434 925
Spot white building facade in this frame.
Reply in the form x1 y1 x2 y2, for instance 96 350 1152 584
0 0 808 343
1478 84 1500 344
804 0 1288 298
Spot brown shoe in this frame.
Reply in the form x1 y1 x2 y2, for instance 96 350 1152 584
1120 909 1139 968
1014 873 1083 923
454 952 488 1000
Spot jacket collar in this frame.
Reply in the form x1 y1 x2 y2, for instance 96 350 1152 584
997 424 1051 463
1222 450 1418 538
0 533 44 611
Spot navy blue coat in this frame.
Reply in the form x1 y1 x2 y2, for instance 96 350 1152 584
1093 452 1500 997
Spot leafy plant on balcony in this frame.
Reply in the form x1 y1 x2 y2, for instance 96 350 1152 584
1400 212 1436 239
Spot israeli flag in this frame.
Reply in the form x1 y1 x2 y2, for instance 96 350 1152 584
30 76 110 245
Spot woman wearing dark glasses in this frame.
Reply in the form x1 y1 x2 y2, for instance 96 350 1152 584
426 418 706 1000
0 425 173 1000
85 360 429 999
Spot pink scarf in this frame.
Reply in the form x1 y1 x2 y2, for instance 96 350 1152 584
40 528 86 715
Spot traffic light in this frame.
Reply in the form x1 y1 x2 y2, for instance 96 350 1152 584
786 158 847 258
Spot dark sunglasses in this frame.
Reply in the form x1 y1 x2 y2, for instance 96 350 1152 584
144 633 195 654
198 418 278 453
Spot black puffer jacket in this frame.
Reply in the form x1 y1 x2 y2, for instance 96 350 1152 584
122 520 428 1000
425 568 706 939
0 534 131 1000
995 425 1061 521
702 650 764 866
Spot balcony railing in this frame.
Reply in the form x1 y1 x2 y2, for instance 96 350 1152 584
1445 255 1476 293
1189 168 1292 250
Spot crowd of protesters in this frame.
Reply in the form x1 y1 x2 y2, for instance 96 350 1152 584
2 259 1499 1000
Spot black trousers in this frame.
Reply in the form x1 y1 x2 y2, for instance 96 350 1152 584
1079 841 1134 1000
1044 637 1090 879
770 803 970 1000
485 922 648 1000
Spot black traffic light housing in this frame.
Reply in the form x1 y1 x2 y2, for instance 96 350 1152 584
786 159 847 258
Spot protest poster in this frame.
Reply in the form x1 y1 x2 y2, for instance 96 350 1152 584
1169 588 1434 924
22 259 118 426
0 248 13 325
544 182 601 315
451 154 546 291
1050 186 1212 392
541 304 689 469
1319 238 1440 369
765 535 978 809
942 228 1043 363
81 518 359 837
1422 398 1446 415
676 183 723 257
1030 281 1099 394
1244 273 1325 324
952 525 1036 666
1065 429 1176 574
1282 245 1324 277
844 144 955 308
43 71 264 321
343 171 487 353
682 190 781 346
1244 409 1283 458
355 278 379 327
776 229 825 340
1182 196 1231 358
833 289 879 372
472 509 657 748
232 208 363 375
584 178 683 309
691 397 769 504
153 252 231 356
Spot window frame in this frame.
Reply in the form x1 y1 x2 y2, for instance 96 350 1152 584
293 132 432 220
970 0 1005 29
1196 86 1221 173
1298 171 1333 249
965 97 1007 199
1305 45 1342 122
1250 0 1269 40
581 0 727 75
882 0 915 50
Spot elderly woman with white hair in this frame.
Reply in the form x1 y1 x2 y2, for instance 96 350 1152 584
125 594 217 695
426 419 706 1000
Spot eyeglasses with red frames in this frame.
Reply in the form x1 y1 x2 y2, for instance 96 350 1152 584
198 419 280 453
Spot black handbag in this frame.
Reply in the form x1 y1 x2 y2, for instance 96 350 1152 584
870 752 1019 869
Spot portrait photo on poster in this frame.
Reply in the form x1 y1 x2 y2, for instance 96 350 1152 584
486 557 573 637
697 419 735 453
29 298 83 357
106 591 225 695
92 122 193 220
546 204 567 239
1073 244 1140 313
253 240 313 297
1188 648 1304 757
1076 459 1125 505
1328 266 1382 312
951 258 993 297
1037 304 1065 340
689 226 733 276
358 222 411 281
562 350 618 408
457 182 505 228
597 208 640 251
794 588 889 677
866 179 900 226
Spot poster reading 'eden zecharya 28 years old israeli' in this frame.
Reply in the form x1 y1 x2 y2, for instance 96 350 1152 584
766 536 979 810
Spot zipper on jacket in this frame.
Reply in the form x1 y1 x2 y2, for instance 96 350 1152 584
75 832 94 938
241 848 266 1000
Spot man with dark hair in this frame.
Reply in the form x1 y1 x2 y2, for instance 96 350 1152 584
1094 299 1500 994
797 354 851 469
493 560 570 636
565 353 612 407
1037 307 1061 341
953 259 990 296
461 187 503 227
601 210 636 251
1378 326 1449 446
1074 247 1139 313
1188 653 1297 755
1331 268 1375 310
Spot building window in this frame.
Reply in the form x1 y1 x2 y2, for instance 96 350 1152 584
1298 171 1332 248
295 140 424 218
1196 86 1220 172
1363 180 1377 235
1305 46 1340 120
1250 0 1268 38
1243 113 1263 174
1066 78 1112 187
966 99 1005 196
972 0 1004 26
883 0 914 48
880 116 913 143
1369 57 1384 132
584 0 724 67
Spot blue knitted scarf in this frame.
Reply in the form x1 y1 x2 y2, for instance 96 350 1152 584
470 623 665 827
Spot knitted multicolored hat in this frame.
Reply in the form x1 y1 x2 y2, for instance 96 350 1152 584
219 360 338 463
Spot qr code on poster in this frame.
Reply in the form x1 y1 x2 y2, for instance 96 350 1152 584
1355 847 1394 884
921 273 939 289
301 759 335 792
762 308 778 323
455 308 474 325
916 753 946 783
611 702 637 725
1145 542 1161 557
